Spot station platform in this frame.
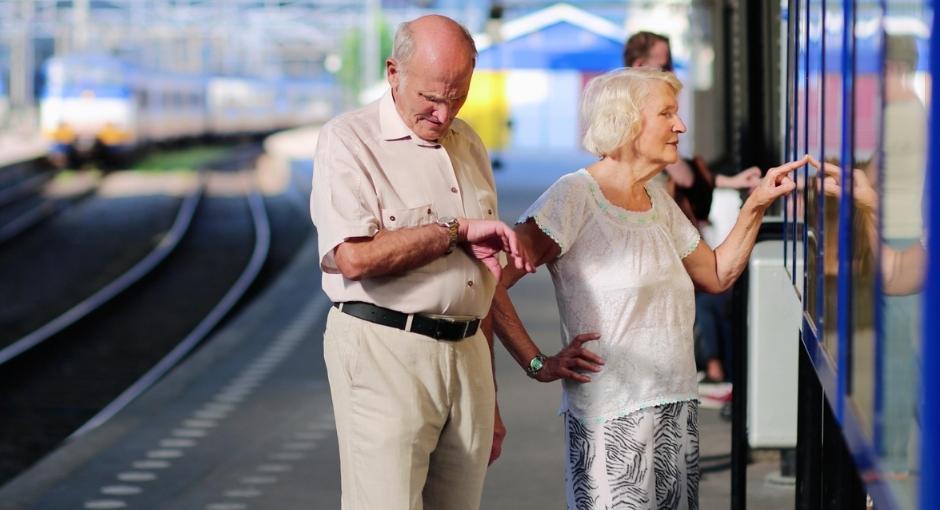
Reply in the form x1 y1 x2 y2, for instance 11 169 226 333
0 129 48 168
0 142 796 509
0 237 342 509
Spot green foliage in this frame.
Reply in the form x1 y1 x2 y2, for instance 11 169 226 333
132 145 229 172
339 15 393 102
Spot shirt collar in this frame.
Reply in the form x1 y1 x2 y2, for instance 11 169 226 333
379 89 454 147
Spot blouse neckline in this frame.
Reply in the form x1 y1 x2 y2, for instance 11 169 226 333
577 168 659 225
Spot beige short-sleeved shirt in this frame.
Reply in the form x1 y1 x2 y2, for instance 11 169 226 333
311 90 498 317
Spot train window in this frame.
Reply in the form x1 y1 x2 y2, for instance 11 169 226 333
847 0 881 448
804 0 825 341
819 0 843 365
873 4 930 505
791 0 809 301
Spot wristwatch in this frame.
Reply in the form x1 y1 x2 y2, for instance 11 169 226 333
525 354 547 378
438 216 459 254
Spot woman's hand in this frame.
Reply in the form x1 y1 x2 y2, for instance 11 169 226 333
744 155 811 211
811 157 878 213
533 333 604 383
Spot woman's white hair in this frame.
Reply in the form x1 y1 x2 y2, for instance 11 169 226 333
581 68 682 157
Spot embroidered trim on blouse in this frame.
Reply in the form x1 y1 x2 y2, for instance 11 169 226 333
519 214 566 253
679 235 701 259
579 170 659 225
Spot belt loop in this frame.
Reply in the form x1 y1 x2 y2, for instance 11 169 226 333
404 314 414 332
338 302 345 312
461 321 470 338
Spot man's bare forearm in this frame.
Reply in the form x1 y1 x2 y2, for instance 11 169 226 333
336 224 449 280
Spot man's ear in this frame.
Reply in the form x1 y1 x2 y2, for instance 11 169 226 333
387 58 400 88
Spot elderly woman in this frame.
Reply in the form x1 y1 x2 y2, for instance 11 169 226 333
492 68 807 508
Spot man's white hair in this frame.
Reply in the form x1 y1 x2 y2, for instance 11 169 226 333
581 68 682 157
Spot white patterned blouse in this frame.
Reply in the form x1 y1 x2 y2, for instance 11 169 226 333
519 169 702 424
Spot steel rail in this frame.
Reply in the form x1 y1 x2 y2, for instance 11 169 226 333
0 177 205 365
72 170 271 438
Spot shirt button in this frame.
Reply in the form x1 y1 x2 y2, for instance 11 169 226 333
427 208 432 214
389 215 396 222
467 280 474 287
450 187 458 194
487 208 493 215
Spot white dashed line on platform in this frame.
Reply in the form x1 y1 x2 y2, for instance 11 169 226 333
100 485 142 495
116 471 157 482
84 499 127 509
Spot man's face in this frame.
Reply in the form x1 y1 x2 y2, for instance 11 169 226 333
388 56 474 142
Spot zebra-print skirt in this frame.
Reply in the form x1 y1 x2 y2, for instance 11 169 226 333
564 400 700 510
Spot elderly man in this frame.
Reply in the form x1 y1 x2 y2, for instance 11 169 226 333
311 14 529 510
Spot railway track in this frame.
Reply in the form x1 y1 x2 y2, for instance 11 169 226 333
0 147 279 484
0 163 96 246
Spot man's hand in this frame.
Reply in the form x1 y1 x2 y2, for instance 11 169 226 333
533 333 604 383
460 219 534 280
489 401 506 466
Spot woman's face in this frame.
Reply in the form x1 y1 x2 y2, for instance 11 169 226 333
631 83 686 166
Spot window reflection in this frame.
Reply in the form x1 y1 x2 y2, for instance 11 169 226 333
818 18 928 509
878 27 927 506
849 0 881 445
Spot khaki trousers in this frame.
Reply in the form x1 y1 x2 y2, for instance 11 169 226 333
323 307 495 510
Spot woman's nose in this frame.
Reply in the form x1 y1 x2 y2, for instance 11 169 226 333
673 118 687 133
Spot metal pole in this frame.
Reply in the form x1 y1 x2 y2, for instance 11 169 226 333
796 339 823 509
73 0 88 52
9 0 35 129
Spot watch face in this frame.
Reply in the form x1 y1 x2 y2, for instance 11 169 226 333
530 356 544 372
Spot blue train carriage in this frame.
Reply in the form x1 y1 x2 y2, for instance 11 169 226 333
780 0 939 507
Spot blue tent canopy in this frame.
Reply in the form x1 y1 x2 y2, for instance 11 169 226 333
476 21 625 72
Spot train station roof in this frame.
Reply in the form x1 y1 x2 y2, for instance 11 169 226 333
474 3 626 72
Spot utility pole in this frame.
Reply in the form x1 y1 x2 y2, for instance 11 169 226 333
9 0 35 130
362 0 380 93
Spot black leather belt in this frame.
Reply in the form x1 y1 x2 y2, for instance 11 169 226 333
332 301 480 341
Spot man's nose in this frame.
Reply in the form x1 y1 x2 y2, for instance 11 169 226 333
433 105 452 124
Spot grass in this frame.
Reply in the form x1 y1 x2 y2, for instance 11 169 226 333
132 145 230 172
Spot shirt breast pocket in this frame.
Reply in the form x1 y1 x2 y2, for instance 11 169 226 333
477 190 497 221
380 204 433 231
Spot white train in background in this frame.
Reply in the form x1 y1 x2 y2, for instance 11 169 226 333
39 54 334 165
